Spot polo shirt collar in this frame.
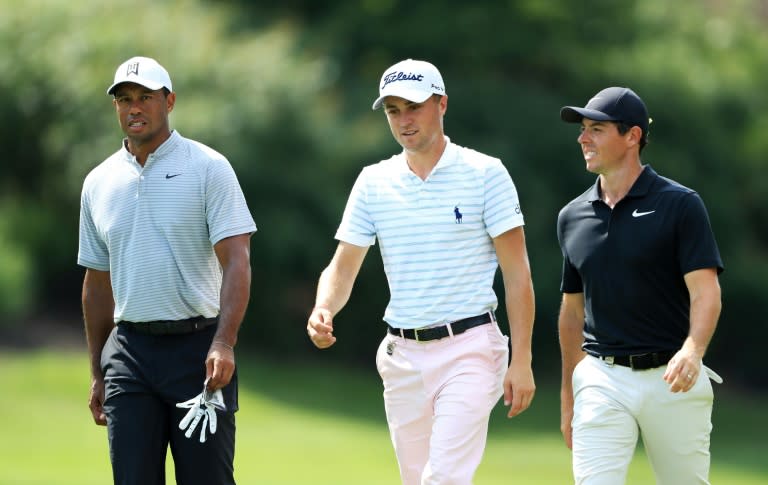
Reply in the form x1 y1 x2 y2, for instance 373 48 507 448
434 137 458 172
120 130 181 164
587 164 658 202
626 164 658 197
398 136 457 176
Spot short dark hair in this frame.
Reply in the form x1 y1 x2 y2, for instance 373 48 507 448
615 121 648 153
112 86 171 98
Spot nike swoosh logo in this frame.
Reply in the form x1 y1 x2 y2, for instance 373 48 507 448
165 173 182 179
632 209 655 218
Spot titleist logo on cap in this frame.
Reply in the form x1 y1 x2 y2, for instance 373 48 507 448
381 71 425 89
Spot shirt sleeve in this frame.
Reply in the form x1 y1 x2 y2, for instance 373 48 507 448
483 159 525 238
560 255 583 293
77 183 110 271
676 192 724 275
557 207 583 293
205 158 257 245
335 168 376 247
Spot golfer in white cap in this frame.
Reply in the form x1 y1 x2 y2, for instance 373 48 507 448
80 55 256 484
308 59 536 485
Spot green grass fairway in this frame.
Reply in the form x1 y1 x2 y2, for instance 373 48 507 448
0 350 765 484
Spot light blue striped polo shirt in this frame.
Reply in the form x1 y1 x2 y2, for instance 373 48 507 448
78 131 256 323
336 138 524 329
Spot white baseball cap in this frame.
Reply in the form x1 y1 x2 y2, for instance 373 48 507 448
371 59 446 110
106 56 173 95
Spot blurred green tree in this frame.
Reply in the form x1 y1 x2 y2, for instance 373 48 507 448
1 0 766 388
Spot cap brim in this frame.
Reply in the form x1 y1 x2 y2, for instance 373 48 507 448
107 79 166 95
560 106 618 123
372 89 434 110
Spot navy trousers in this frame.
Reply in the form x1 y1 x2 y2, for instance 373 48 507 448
101 323 238 485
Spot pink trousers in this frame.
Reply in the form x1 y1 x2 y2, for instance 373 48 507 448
376 322 509 485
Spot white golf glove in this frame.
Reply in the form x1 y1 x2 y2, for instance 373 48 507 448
176 380 226 443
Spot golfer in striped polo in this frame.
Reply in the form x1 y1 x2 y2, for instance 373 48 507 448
307 59 536 484
79 56 256 485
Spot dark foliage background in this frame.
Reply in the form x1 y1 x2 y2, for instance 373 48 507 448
2 0 765 390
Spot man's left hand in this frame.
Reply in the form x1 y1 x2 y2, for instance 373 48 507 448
663 349 701 393
206 340 235 391
503 361 535 418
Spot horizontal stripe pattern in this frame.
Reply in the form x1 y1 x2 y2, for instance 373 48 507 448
78 131 256 322
336 140 523 328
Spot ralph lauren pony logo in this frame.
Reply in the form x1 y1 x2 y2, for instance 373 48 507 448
126 62 140 76
454 205 463 224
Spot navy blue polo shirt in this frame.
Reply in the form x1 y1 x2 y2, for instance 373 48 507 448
557 165 723 356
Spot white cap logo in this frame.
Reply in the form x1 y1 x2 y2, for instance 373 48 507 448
126 62 140 77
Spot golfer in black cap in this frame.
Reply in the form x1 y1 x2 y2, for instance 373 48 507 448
556 87 724 484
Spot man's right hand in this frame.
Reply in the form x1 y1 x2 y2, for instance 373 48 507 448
89 376 107 426
307 307 336 349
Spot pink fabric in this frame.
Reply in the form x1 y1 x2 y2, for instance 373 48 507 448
376 323 508 485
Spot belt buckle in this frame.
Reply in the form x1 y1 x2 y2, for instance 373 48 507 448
629 353 650 369
629 352 657 370
414 327 432 343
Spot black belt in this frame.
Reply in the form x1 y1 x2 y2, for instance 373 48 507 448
388 312 494 342
119 316 218 336
591 350 675 370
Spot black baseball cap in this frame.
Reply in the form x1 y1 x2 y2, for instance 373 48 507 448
560 87 650 140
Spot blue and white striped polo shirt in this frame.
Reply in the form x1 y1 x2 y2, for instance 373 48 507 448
78 131 256 323
336 138 524 329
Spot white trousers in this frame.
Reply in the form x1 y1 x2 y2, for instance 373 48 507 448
571 354 718 485
375 322 509 485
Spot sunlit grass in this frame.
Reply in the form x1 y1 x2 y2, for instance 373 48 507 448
0 350 765 484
